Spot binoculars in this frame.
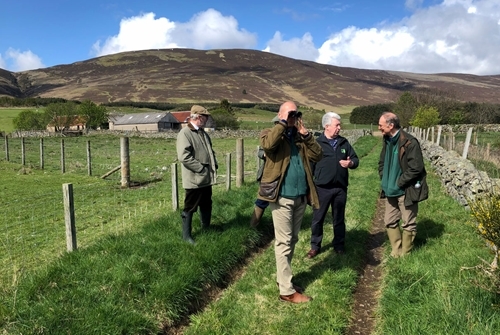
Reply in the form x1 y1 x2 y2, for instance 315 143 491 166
288 111 302 119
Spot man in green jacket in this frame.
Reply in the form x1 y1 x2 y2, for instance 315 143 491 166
378 112 428 257
258 101 323 303
176 105 218 244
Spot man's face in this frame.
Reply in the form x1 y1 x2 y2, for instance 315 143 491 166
324 118 341 139
378 116 393 136
193 114 208 127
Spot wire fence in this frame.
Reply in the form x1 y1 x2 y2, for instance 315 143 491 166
0 135 262 287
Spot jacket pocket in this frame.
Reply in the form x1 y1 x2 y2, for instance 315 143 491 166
259 178 279 199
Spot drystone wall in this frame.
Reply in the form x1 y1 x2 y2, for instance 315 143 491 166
9 129 369 142
420 139 500 207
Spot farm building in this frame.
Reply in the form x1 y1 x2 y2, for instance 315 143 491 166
46 115 87 133
109 112 181 131
170 111 216 131
170 111 191 127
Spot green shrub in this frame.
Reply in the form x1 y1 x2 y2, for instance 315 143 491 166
467 193 500 294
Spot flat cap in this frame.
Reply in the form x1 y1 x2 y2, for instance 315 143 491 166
191 105 210 116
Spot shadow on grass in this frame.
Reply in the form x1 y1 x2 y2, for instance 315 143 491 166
293 227 373 291
414 218 445 250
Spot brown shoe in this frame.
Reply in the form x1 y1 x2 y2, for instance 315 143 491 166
306 249 319 259
279 292 312 303
250 206 265 227
276 282 304 294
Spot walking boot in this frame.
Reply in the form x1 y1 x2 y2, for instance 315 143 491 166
401 230 416 256
386 227 402 258
181 211 195 244
200 209 211 229
250 206 265 227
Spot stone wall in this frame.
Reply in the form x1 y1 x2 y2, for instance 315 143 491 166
9 128 369 142
420 139 500 207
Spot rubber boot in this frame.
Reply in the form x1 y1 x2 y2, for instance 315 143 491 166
200 208 211 229
401 230 416 256
386 227 402 258
181 211 195 244
250 206 265 227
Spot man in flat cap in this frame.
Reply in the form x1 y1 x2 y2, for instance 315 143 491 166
176 105 218 244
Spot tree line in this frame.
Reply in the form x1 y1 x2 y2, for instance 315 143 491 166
350 88 500 128
10 88 500 132
13 100 108 131
8 97 287 131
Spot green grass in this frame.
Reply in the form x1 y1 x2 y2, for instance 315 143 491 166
184 136 381 335
0 136 261 288
376 171 500 335
0 108 31 133
455 131 500 148
1 134 499 334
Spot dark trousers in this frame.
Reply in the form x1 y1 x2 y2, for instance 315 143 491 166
255 198 269 209
310 185 347 252
183 186 212 213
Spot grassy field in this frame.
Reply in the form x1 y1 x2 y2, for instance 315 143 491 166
1 134 499 334
0 108 34 133
0 135 261 288
0 106 371 133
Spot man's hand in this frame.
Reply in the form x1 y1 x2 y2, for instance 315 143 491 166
295 118 309 136
339 156 352 168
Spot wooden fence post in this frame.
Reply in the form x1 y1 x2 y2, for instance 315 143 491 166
486 143 491 159
120 137 130 188
4 135 9 161
436 126 442 146
87 140 92 176
462 127 474 159
236 138 244 187
63 183 77 252
171 163 178 211
226 153 231 191
21 137 26 166
40 138 44 169
61 139 65 173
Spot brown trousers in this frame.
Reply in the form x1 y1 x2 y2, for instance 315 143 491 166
384 195 418 231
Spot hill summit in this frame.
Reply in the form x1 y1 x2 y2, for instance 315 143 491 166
2 48 500 110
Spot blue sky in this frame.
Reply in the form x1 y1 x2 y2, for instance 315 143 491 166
1 0 500 75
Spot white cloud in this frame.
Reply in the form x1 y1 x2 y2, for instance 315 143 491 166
405 0 424 10
0 48 45 72
263 32 319 61
92 9 257 57
314 0 500 74
317 26 415 67
93 12 178 56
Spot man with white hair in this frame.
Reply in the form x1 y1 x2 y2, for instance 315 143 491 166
176 105 218 244
306 112 359 258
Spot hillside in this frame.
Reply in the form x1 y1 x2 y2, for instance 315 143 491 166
2 48 500 110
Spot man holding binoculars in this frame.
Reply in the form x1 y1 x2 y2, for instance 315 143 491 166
257 101 323 303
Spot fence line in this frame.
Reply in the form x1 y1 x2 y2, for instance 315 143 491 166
0 131 367 287
0 138 257 287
